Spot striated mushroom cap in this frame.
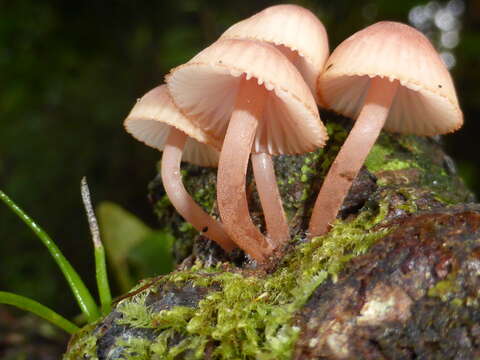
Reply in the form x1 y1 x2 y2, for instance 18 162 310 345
166 39 327 155
124 85 220 167
318 21 463 136
221 4 329 102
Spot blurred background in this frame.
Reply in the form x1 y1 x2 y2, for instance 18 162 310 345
0 0 478 352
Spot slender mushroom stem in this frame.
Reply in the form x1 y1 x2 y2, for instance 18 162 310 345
217 77 273 262
161 127 236 252
251 153 290 247
309 77 399 237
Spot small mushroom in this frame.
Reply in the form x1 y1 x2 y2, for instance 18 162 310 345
309 21 463 237
167 39 327 262
124 85 235 252
221 4 329 102
220 4 329 246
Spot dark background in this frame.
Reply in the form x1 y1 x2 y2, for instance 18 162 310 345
0 0 478 319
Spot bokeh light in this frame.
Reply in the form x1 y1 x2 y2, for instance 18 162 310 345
408 0 465 69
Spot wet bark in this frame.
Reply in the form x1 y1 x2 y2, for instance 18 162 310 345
294 206 480 359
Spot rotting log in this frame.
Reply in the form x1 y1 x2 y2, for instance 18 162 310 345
64 113 478 359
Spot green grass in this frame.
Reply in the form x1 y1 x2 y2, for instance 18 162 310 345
0 182 113 332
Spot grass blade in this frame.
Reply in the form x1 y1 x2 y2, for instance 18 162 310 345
0 190 100 322
81 177 112 315
0 291 79 334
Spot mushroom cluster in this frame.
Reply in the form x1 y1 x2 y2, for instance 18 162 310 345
124 7 462 264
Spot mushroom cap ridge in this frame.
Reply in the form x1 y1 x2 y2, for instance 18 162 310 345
167 39 327 155
318 21 463 136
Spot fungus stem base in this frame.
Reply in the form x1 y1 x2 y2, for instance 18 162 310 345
251 153 290 248
309 78 399 237
218 78 273 262
162 128 235 252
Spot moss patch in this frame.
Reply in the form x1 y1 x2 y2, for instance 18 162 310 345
428 274 460 302
365 134 417 174
65 195 395 360
63 323 98 359
364 132 473 205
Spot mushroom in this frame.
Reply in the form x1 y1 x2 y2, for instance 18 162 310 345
309 21 463 237
221 4 329 102
220 4 329 246
167 39 327 262
124 85 235 252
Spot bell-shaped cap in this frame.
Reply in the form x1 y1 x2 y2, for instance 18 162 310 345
318 21 463 136
124 85 220 167
221 4 329 103
166 39 327 155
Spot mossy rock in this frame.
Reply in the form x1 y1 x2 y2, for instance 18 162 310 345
64 113 479 359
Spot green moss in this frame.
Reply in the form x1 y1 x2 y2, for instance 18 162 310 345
365 135 418 174
300 189 309 202
362 132 472 205
116 292 154 328
192 183 216 211
178 222 195 234
381 159 416 172
419 160 470 205
66 192 393 359
326 121 348 140
397 135 422 154
115 338 153 360
153 194 172 217
365 143 394 172
450 298 463 307
274 121 349 217
73 195 392 360
396 187 421 213
428 273 460 301
63 323 99 359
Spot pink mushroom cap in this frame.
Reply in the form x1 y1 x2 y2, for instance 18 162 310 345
166 39 327 155
124 85 220 167
318 21 463 136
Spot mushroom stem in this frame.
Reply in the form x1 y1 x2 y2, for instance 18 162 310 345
251 153 290 247
217 78 273 262
309 78 399 237
161 127 236 251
